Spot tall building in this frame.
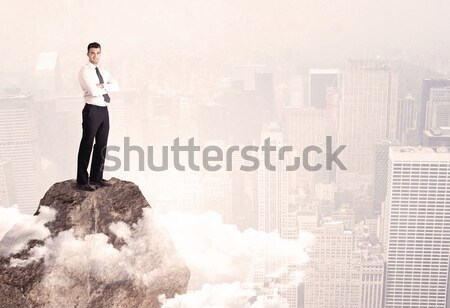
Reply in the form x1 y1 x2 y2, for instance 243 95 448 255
33 52 60 101
397 94 417 145
361 259 384 308
0 159 15 208
255 72 274 116
383 146 450 308
304 221 361 308
325 86 340 141
373 139 395 213
256 123 299 307
425 87 450 130
231 64 274 120
283 106 326 192
419 78 450 136
0 92 41 213
309 69 340 109
230 143 258 230
338 59 398 185
257 122 289 235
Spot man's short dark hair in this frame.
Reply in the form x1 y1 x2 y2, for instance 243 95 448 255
87 42 101 52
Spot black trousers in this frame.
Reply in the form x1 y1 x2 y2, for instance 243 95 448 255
77 103 109 185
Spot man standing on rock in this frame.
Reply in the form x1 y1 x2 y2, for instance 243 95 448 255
76 42 119 191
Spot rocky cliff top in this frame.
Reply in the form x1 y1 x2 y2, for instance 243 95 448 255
0 178 190 308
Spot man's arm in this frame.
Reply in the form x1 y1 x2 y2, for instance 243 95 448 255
79 66 107 97
103 70 120 92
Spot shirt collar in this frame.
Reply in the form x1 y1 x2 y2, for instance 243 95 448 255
87 62 98 70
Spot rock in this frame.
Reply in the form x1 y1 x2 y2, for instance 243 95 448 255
0 178 190 308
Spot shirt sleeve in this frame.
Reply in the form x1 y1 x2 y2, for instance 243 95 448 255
103 70 120 92
79 66 107 96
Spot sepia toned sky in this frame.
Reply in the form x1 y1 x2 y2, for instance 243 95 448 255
1 0 450 68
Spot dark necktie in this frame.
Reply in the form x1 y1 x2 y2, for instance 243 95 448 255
95 67 111 103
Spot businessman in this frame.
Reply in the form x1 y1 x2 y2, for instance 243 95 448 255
76 42 119 191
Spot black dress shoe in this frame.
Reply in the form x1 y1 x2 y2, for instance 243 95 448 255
77 183 96 191
90 179 112 187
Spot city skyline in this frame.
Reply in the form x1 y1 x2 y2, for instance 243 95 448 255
2 1 450 307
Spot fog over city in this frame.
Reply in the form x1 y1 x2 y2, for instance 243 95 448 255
1 1 450 307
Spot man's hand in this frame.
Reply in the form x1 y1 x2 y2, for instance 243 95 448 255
96 83 104 89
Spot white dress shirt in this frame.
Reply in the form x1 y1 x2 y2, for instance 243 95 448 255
79 62 119 107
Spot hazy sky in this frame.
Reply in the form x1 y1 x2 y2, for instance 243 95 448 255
1 0 450 68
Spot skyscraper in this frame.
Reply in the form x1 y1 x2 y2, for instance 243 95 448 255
383 146 450 308
33 52 60 101
397 94 417 145
257 122 289 235
338 59 398 185
373 139 395 213
304 221 361 308
425 87 450 130
309 69 340 109
0 159 15 208
283 106 326 192
0 92 41 213
419 78 450 135
361 259 384 308
256 123 298 307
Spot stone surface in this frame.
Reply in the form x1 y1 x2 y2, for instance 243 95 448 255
0 178 190 308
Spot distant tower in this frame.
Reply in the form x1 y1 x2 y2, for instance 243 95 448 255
257 122 289 236
361 259 384 308
309 69 339 109
337 59 398 185
383 146 450 308
33 52 60 101
425 87 450 130
256 124 297 307
232 64 274 119
0 159 15 208
373 139 395 213
283 106 326 192
0 92 41 213
304 221 361 308
419 78 450 136
397 94 417 145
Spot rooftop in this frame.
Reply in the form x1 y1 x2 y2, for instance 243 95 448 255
390 146 450 161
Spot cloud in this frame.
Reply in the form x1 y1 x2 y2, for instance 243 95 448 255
159 282 290 308
0 205 56 257
0 206 312 306
3 208 185 288
158 210 313 289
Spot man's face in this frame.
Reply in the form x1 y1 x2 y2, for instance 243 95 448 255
87 47 101 65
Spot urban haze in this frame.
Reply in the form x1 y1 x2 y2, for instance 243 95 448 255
1 0 450 307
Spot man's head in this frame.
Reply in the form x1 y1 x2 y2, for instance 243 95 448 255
87 42 101 65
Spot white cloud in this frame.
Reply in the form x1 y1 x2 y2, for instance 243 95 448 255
0 207 312 307
159 282 290 308
0 205 56 257
158 210 313 289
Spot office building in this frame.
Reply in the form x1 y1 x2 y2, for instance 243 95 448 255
383 146 450 308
